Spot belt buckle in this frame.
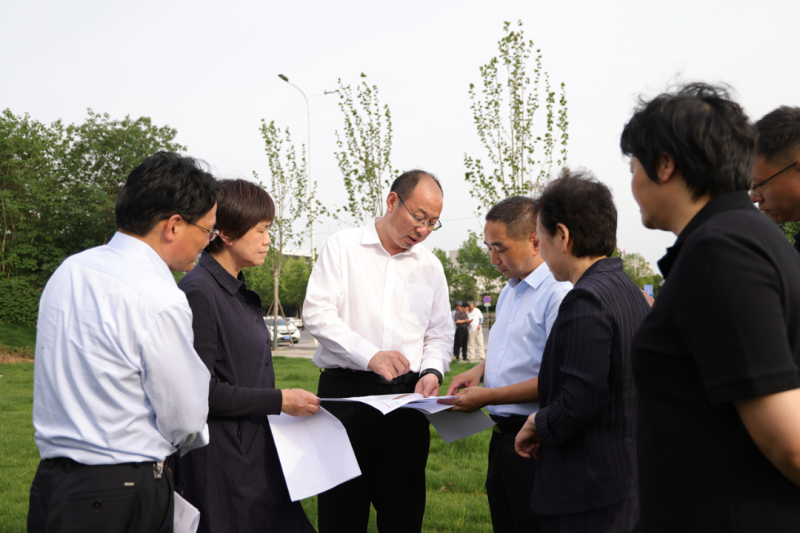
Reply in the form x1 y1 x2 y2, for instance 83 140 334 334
153 461 164 479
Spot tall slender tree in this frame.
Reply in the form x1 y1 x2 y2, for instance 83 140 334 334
330 73 395 226
257 120 307 349
465 20 569 212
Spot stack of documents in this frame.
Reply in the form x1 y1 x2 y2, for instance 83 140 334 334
268 393 495 501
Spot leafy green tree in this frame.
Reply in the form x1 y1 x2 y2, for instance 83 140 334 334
257 120 307 348
280 257 311 316
0 108 184 326
58 109 185 247
433 248 457 290
465 20 569 212
433 232 503 304
331 74 395 226
777 221 800 242
614 249 663 297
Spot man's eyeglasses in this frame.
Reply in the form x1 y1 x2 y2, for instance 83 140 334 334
396 194 442 231
751 161 798 195
189 221 220 241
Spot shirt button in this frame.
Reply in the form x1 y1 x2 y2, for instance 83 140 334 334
93 501 101 509
509 319 513 323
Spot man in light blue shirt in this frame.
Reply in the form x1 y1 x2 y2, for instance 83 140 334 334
28 152 218 533
444 196 571 533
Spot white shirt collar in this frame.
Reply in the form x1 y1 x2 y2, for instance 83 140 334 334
107 232 174 282
361 217 419 258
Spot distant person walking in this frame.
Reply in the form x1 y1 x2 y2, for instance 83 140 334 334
465 300 485 361
453 301 470 362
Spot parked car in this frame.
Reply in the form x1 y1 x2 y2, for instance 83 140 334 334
264 316 301 344
288 317 304 329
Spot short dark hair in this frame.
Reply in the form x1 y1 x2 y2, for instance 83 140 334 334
756 106 800 162
535 169 617 258
620 83 756 200
485 196 537 240
205 179 275 254
116 151 218 236
390 170 443 200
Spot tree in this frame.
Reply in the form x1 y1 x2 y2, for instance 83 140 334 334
777 220 800 242
0 108 185 326
58 109 185 247
465 20 569 212
433 232 503 304
257 120 307 348
280 257 311 316
614 249 663 297
331 74 395 226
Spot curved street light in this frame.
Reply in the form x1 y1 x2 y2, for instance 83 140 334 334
277 74 337 264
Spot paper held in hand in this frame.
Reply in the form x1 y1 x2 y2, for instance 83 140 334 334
321 393 496 442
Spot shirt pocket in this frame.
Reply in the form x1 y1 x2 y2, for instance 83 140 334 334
403 283 434 328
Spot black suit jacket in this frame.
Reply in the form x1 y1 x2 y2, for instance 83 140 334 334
532 257 649 515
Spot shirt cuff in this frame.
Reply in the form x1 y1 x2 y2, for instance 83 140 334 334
421 357 446 376
352 339 382 370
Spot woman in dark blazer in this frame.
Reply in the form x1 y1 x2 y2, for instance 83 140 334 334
515 170 650 532
173 179 320 533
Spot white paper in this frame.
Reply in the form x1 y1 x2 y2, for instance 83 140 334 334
173 491 200 533
267 407 361 502
425 409 496 444
321 393 458 415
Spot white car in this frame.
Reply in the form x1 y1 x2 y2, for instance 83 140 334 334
264 316 301 344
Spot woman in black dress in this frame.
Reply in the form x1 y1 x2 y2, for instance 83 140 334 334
515 170 649 532
174 179 319 533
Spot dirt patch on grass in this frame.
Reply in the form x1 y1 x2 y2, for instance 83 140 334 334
0 345 34 363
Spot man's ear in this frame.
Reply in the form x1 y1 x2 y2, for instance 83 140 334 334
162 214 183 243
656 153 678 183
530 231 540 254
386 192 398 214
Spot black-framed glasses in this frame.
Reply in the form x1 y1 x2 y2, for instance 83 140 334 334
751 161 798 194
396 194 442 231
189 221 220 241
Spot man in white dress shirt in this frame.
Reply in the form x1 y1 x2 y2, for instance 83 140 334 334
28 152 218 533
303 170 453 533
465 300 485 361
444 196 571 533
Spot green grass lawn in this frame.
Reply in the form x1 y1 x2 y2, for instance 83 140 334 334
0 358 493 532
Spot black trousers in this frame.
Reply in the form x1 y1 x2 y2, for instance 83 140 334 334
317 370 431 533
539 496 640 533
454 327 469 360
28 458 173 533
486 424 540 533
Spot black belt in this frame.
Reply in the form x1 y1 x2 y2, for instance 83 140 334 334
490 414 529 434
44 457 166 478
323 367 420 386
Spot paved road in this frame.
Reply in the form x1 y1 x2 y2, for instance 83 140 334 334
271 329 317 359
271 328 491 361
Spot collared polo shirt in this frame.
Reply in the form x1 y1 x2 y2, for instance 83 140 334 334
632 191 800 531
483 261 571 417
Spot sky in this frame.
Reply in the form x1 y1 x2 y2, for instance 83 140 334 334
2 0 798 268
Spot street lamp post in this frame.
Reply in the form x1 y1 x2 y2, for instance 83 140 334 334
277 74 336 263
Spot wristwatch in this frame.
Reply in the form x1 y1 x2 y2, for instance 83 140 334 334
419 368 443 385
